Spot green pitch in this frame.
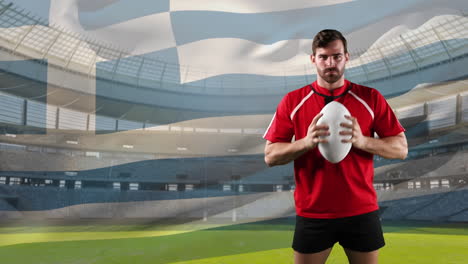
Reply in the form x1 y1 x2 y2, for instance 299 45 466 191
0 219 467 264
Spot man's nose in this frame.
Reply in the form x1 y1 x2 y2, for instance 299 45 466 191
325 57 335 67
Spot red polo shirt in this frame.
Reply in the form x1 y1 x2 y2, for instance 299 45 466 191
264 79 405 218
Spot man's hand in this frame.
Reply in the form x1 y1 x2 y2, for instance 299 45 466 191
303 113 330 150
339 115 408 160
264 112 330 167
339 115 366 149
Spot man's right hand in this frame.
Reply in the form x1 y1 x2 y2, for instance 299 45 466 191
264 112 330 167
303 113 330 150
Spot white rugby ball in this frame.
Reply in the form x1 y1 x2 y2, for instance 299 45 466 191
316 101 352 163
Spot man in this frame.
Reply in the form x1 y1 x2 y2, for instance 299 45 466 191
263 29 408 264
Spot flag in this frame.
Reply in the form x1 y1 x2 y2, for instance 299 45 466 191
46 0 467 83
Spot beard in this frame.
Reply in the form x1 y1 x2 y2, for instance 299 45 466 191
318 66 345 84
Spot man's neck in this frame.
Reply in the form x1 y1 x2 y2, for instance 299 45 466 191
317 77 345 91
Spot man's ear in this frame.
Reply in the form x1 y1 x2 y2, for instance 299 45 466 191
310 54 316 64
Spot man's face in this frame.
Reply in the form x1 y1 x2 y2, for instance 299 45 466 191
311 39 349 84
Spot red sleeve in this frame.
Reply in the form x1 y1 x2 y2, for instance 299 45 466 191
373 89 405 138
263 94 294 143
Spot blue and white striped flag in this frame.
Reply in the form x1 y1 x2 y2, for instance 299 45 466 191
47 0 468 84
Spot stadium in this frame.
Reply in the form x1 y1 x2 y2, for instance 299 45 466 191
0 1 467 263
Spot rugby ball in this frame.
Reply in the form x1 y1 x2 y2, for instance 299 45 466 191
316 101 352 163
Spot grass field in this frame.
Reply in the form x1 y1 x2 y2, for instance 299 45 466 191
0 218 467 264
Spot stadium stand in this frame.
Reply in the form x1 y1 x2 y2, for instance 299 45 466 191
380 187 468 221
0 184 295 221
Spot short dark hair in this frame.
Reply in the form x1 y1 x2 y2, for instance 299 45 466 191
312 29 348 55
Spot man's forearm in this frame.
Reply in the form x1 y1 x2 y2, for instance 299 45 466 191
264 139 311 167
360 135 408 160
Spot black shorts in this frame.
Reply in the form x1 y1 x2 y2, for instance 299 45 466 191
292 210 385 254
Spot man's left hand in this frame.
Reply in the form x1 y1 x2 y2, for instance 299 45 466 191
339 115 366 149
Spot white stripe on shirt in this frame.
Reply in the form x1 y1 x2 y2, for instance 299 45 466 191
349 91 374 120
290 90 314 121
